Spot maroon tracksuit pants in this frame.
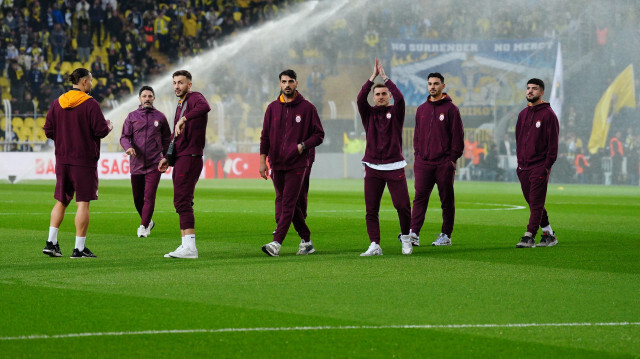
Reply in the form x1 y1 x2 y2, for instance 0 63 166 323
517 166 551 237
275 164 312 223
172 155 203 230
271 167 310 244
130 170 162 227
410 158 456 237
364 166 411 244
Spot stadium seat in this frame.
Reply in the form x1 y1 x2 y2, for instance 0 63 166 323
23 117 35 129
61 61 73 74
73 62 84 70
36 117 46 128
35 127 47 142
121 78 133 93
12 117 23 132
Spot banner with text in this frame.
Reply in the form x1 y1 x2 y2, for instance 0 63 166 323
0 152 262 182
389 38 557 125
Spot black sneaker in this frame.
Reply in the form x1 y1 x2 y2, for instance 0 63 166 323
516 236 535 248
42 241 62 257
70 247 97 258
538 232 558 247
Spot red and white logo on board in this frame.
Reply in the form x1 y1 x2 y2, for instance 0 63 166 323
295 115 302 123
386 113 391 119
154 120 159 127
536 121 541 128
439 113 445 121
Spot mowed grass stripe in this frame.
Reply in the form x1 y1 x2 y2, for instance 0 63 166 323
0 179 638 358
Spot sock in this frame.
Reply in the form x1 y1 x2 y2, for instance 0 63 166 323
48 227 59 244
75 236 86 251
542 225 553 235
184 234 196 250
524 232 533 238
181 236 185 247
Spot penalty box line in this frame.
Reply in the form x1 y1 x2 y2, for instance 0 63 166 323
1 322 639 341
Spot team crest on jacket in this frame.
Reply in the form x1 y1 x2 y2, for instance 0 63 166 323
536 121 541 128
154 120 159 127
295 115 301 123
386 113 391 119
439 113 445 121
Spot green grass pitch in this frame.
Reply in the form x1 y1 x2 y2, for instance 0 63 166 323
0 178 638 358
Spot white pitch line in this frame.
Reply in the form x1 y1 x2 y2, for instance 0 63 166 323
1 322 638 341
0 203 526 216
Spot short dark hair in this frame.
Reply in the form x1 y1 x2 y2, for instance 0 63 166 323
279 69 297 80
68 68 91 84
427 72 444 83
372 83 388 91
139 85 154 96
527 78 545 91
173 70 192 81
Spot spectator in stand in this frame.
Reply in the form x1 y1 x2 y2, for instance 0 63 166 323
127 6 143 30
89 0 106 46
50 3 66 27
90 55 107 78
49 23 66 62
8 60 26 100
76 0 91 27
48 62 66 86
609 131 624 184
28 62 45 99
105 9 123 42
76 24 92 63
182 9 198 39
574 148 590 183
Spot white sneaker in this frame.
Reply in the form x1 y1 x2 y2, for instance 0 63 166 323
360 242 382 256
296 240 315 255
137 225 147 238
262 241 281 257
432 233 452 246
146 220 155 235
165 244 198 258
400 235 413 255
409 231 420 246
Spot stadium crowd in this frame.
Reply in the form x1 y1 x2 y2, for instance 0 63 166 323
1 0 638 185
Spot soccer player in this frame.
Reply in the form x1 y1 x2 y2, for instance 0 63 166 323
42 68 113 258
409 73 464 247
357 58 412 256
259 69 324 256
158 70 211 258
120 85 171 238
515 78 559 248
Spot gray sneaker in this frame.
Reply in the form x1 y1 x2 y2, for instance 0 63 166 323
516 236 535 248
432 233 451 246
296 240 315 255
538 232 558 247
262 241 281 257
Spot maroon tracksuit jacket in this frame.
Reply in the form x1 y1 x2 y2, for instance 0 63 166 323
260 92 324 170
357 79 405 164
357 79 411 242
172 91 211 157
260 91 324 244
515 101 559 236
413 93 464 164
44 90 111 167
120 106 171 174
410 93 464 237
515 102 559 170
